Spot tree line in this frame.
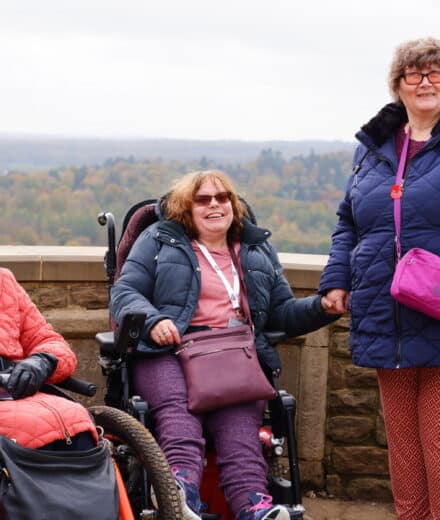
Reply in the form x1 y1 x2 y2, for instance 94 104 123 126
0 148 353 254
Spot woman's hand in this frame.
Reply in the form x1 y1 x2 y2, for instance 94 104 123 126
321 289 349 315
150 319 181 346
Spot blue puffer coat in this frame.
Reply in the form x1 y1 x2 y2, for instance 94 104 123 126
111 211 335 373
320 103 440 368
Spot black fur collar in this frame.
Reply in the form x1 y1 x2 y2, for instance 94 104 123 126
360 102 440 147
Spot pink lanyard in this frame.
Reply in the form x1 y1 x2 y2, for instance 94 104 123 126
391 128 411 260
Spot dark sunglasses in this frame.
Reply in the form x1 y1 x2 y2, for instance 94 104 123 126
193 191 231 206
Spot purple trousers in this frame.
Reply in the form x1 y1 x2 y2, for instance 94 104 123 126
132 354 268 516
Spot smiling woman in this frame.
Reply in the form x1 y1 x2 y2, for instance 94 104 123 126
109 169 336 519
320 36 440 520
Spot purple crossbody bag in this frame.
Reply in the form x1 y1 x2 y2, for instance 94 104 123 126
175 246 276 413
390 128 440 319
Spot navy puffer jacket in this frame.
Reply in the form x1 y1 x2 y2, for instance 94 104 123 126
110 210 335 373
320 103 440 368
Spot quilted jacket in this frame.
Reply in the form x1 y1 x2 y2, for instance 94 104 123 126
0 268 97 448
110 210 337 374
320 103 440 368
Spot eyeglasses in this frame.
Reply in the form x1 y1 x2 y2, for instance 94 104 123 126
193 191 231 206
402 70 440 85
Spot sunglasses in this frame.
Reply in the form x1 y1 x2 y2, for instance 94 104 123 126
193 191 231 206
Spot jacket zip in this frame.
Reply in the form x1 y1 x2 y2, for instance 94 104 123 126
34 399 72 445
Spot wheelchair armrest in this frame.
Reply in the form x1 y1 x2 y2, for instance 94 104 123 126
264 331 287 346
96 331 115 352
97 312 147 354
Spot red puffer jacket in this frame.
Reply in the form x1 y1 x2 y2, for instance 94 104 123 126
0 268 98 448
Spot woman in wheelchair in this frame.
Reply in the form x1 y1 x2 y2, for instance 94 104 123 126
110 170 336 520
0 267 97 450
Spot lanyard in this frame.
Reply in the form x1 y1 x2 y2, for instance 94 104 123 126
195 241 241 312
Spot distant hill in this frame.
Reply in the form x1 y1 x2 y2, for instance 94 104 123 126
0 134 356 171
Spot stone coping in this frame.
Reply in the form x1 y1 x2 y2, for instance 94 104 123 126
0 246 328 288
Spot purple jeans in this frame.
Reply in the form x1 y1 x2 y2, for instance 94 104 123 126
132 353 268 516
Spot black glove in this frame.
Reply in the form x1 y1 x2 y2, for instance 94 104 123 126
6 353 58 399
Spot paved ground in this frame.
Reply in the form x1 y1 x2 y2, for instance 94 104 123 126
302 496 396 520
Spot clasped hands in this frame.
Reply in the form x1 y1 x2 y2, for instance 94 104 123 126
321 289 349 315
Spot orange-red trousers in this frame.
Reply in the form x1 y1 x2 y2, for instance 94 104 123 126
377 367 440 520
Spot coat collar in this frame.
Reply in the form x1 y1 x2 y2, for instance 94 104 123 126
357 102 440 148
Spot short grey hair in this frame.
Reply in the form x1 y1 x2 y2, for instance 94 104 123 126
388 37 440 102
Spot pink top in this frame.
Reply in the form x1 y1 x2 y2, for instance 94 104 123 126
190 241 242 329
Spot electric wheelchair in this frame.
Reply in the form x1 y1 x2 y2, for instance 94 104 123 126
95 199 306 520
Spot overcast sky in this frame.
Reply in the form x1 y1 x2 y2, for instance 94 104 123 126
1 0 439 142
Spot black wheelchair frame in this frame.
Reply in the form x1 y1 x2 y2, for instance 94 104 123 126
96 208 306 520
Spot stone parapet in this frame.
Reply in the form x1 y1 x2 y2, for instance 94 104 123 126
0 246 391 501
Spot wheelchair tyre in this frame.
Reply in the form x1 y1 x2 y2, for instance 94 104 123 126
89 405 183 520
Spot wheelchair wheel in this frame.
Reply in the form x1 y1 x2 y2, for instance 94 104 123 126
89 405 183 520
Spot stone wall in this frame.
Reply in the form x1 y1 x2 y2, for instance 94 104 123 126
0 246 391 501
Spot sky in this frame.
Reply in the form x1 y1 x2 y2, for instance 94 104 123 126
1 0 439 142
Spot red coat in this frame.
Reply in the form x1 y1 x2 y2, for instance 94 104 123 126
0 268 98 448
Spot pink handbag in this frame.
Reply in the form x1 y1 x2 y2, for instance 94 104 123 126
176 324 276 413
390 129 440 319
391 248 440 319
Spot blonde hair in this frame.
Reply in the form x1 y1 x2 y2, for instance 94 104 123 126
388 37 440 102
165 170 247 242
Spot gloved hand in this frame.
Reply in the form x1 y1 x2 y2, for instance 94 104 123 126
6 353 58 399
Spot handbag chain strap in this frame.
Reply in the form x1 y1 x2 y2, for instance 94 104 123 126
391 127 411 260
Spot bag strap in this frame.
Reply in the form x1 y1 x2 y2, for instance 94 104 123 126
392 128 411 260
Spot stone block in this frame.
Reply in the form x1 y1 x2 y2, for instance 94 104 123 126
328 358 349 389
298 459 325 488
69 284 108 309
330 332 351 358
303 327 330 348
44 308 109 338
297 346 328 460
331 446 389 475
69 338 107 407
345 365 378 388
327 416 374 443
347 478 393 501
326 474 343 496
35 285 69 309
334 315 350 330
42 259 105 282
277 344 301 398
328 388 378 414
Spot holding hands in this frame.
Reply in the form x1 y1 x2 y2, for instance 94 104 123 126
321 289 349 315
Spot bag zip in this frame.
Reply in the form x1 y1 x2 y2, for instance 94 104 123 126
34 399 73 445
189 345 252 360
176 328 249 354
